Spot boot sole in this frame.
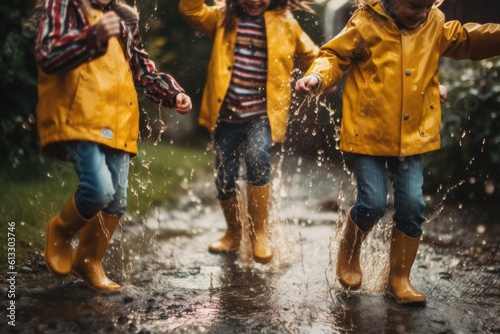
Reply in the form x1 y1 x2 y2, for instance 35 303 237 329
71 270 121 293
253 254 273 263
208 248 239 254
387 290 426 305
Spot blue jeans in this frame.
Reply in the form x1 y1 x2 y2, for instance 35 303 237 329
349 154 426 237
214 118 272 200
66 142 130 219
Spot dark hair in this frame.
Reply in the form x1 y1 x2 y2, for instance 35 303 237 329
222 0 315 31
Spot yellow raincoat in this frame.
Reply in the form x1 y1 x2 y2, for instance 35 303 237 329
179 0 319 142
307 0 500 156
37 9 139 160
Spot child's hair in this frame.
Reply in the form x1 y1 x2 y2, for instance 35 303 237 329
354 0 445 12
222 0 316 31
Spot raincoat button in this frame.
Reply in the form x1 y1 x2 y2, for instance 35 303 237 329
430 104 434 109
401 149 406 155
227 66 232 71
218 98 222 103
404 114 410 120
402 30 409 36
405 69 411 76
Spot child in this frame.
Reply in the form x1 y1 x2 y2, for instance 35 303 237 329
179 0 318 263
295 0 500 304
35 0 192 292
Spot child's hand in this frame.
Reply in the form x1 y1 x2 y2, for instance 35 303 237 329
439 85 448 102
295 75 319 94
175 93 192 114
95 12 121 46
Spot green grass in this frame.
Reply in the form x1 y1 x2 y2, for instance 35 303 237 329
0 142 212 272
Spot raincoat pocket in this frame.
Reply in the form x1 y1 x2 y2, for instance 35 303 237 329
356 95 384 141
419 87 441 137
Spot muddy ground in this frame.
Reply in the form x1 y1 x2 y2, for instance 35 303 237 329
1 155 499 334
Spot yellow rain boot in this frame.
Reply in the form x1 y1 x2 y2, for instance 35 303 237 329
44 195 91 276
387 227 426 304
336 214 369 290
72 212 121 292
208 195 242 253
247 184 273 263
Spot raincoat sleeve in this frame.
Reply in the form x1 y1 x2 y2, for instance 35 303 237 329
305 17 361 93
440 21 500 61
35 0 106 74
178 0 222 37
127 21 185 109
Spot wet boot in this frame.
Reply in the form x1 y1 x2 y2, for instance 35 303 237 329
247 184 273 263
336 214 369 290
44 195 90 276
72 212 121 292
208 196 242 253
387 227 426 304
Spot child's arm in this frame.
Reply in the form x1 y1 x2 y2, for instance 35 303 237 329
35 0 115 73
441 21 500 60
178 0 220 37
127 21 190 112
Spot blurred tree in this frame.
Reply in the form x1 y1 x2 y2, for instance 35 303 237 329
0 1 39 166
426 57 500 203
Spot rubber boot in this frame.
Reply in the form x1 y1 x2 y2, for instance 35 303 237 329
44 195 90 276
387 227 426 304
247 184 273 263
336 214 369 290
208 196 242 253
72 212 121 292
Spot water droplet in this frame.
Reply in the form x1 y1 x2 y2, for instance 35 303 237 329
484 179 495 195
476 224 486 234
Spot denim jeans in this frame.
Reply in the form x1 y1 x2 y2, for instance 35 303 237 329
66 142 130 219
349 154 426 237
214 118 272 200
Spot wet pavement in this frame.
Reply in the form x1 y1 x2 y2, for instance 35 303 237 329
1 153 499 334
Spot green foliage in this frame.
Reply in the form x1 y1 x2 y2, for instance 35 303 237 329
426 57 500 203
0 1 39 166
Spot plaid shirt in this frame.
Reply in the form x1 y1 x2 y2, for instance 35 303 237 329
35 0 184 108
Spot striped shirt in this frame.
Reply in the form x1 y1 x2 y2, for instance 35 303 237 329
220 15 267 122
35 0 184 108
